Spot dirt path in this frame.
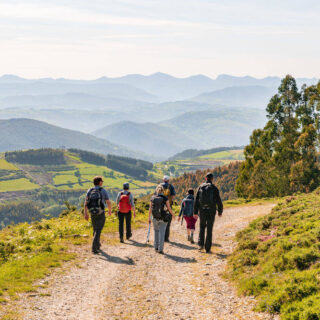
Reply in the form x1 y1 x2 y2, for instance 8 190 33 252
21 204 279 320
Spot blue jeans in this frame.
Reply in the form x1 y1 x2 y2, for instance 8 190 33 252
153 219 168 252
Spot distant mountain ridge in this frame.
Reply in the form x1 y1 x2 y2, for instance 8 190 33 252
0 118 147 159
0 73 317 103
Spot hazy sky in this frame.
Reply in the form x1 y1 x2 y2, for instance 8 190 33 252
0 0 319 79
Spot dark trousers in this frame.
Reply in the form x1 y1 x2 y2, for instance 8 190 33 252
198 209 216 252
118 211 132 240
91 213 106 252
165 214 172 241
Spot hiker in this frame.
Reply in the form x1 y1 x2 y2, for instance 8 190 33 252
116 182 136 243
178 188 197 244
84 176 112 254
149 184 175 254
161 175 176 242
194 173 223 253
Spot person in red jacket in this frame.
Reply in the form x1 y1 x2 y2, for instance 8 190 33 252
116 182 136 243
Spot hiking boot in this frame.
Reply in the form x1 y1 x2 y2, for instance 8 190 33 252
158 250 164 254
155 248 158 252
164 239 170 243
206 250 212 254
92 250 99 254
187 235 191 241
127 233 132 240
198 245 204 251
120 238 124 243
190 235 195 244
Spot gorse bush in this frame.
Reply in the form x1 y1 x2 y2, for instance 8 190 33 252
227 188 320 319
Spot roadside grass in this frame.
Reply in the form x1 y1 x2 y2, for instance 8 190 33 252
224 197 279 208
0 200 150 315
226 189 320 320
0 178 39 192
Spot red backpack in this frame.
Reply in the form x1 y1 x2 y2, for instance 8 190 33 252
119 192 132 213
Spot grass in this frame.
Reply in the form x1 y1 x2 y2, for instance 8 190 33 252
0 178 39 192
0 200 150 316
198 150 244 160
226 189 320 320
0 159 19 171
0 153 156 194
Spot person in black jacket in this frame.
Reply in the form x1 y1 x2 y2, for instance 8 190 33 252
194 173 223 253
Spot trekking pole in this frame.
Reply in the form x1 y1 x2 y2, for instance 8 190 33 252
181 215 183 226
146 221 151 243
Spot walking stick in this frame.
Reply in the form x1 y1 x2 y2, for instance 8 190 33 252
146 221 151 243
181 215 183 226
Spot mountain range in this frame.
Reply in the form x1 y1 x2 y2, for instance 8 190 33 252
0 73 318 161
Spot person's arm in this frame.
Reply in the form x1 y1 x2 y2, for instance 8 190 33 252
130 193 136 217
166 200 175 220
106 200 112 216
148 201 152 223
194 188 200 218
215 188 223 217
116 192 121 206
84 198 89 221
178 200 184 221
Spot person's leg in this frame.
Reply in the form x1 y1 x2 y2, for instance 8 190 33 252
153 219 160 251
126 211 132 239
164 214 172 242
198 211 206 249
185 217 191 240
190 217 196 244
205 212 216 253
92 214 105 252
91 214 98 252
118 212 125 241
158 221 168 253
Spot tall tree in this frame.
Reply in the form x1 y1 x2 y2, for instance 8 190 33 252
236 76 320 198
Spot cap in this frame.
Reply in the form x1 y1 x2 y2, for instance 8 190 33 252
123 182 130 190
163 175 169 182
206 173 213 180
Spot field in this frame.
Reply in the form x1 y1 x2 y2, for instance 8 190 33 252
0 151 156 199
155 149 244 177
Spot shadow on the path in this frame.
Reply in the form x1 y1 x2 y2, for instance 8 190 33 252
216 253 229 259
165 253 197 263
212 243 222 248
98 250 135 265
169 241 197 251
126 239 153 248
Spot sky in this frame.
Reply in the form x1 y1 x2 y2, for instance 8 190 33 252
0 0 319 79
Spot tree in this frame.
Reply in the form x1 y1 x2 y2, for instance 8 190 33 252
236 76 320 198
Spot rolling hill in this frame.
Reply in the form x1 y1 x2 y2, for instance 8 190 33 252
191 85 276 108
0 118 146 159
161 107 266 148
93 121 198 158
0 81 157 102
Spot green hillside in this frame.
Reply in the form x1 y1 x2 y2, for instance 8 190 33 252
155 148 244 177
0 149 157 228
227 189 320 319
0 149 155 196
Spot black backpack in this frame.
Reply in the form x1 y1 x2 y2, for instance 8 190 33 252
198 183 215 208
151 195 166 220
87 187 104 215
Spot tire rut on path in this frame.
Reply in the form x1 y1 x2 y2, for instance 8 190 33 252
21 204 279 320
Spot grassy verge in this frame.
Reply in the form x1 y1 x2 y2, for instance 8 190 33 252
223 197 279 208
0 201 150 316
226 189 320 320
